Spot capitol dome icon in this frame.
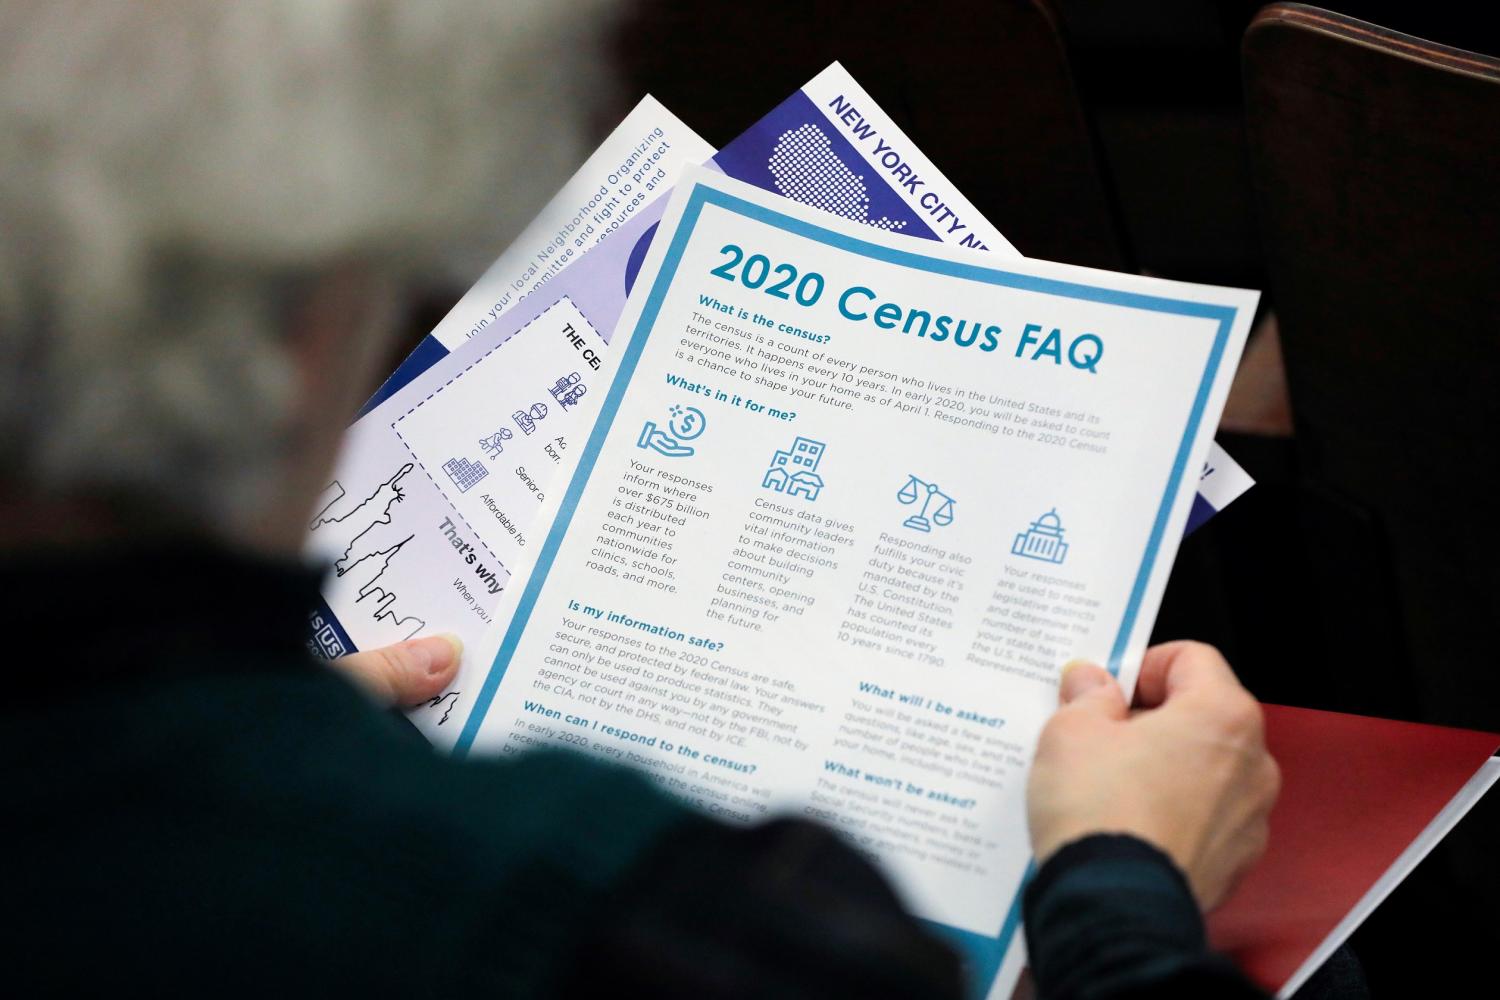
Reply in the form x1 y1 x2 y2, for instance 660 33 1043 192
1012 508 1069 565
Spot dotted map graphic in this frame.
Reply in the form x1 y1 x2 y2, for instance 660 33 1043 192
767 124 906 233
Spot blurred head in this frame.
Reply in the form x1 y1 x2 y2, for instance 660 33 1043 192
0 0 615 554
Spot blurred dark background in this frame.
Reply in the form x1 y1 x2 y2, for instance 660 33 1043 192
395 2 1500 994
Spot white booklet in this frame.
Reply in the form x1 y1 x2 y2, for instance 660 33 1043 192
452 165 1258 997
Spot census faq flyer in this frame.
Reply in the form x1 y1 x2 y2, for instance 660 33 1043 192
454 167 1256 997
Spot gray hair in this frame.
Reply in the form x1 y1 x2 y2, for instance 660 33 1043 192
0 0 613 532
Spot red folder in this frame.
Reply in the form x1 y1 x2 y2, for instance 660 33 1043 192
1207 705 1499 995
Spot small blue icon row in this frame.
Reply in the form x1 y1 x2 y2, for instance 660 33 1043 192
632 406 1071 563
637 409 831 504
891 474 1069 565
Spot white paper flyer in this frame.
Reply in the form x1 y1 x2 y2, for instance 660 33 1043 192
454 166 1258 996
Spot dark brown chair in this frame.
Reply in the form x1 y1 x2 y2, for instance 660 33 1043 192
1243 4 1500 732
1244 9 1500 994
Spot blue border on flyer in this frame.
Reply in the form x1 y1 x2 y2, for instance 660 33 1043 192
453 182 1237 997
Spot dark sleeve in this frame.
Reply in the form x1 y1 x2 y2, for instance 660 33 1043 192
1023 834 1267 1000
555 817 965 1000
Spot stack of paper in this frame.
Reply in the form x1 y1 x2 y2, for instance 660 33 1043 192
306 66 1487 999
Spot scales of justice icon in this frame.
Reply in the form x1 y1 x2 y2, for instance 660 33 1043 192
897 475 955 532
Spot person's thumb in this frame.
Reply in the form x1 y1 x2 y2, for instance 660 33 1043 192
1058 660 1128 720
331 634 463 707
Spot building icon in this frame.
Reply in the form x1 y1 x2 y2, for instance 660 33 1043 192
442 456 489 493
1012 508 1070 564
762 437 827 501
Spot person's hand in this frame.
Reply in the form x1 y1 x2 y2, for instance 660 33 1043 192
329 634 463 707
1027 641 1281 910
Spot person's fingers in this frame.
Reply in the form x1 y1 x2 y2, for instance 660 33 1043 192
1057 660 1128 721
1133 641 1240 710
1134 641 1189 708
331 634 463 707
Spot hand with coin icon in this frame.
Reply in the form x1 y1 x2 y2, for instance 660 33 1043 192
637 404 707 458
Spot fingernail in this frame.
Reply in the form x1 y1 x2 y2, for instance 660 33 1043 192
434 633 463 674
1060 659 1105 701
404 635 458 676
404 638 437 675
